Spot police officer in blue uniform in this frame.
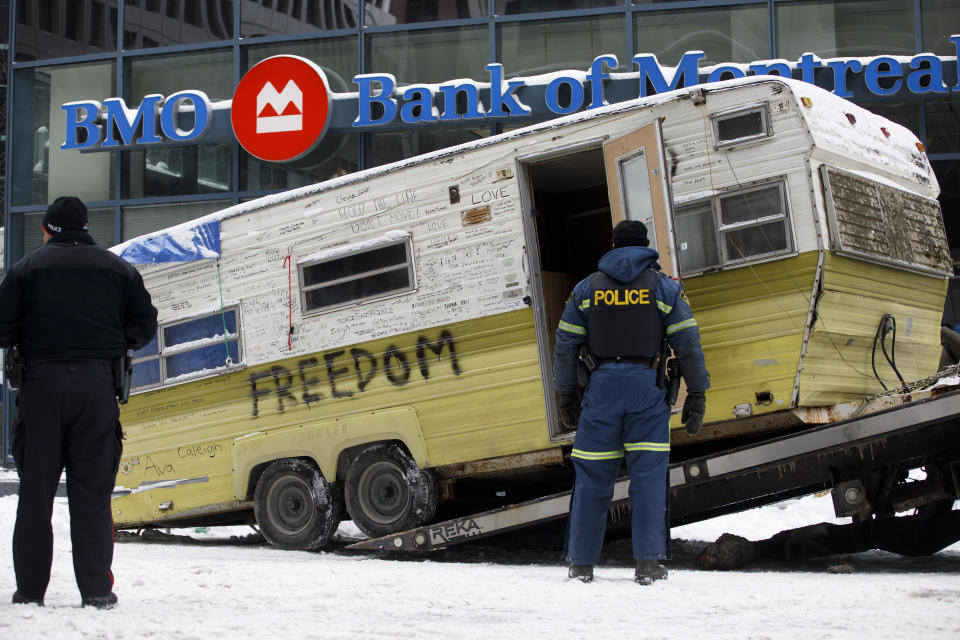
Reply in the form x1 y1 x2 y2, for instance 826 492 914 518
553 220 709 585
0 197 157 609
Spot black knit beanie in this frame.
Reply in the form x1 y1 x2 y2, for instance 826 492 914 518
42 196 89 234
612 220 650 248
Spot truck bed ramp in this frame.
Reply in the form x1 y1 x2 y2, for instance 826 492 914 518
348 389 960 552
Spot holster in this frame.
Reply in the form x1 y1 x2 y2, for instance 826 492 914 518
577 345 598 387
4 344 26 390
665 358 681 405
655 339 669 389
114 348 134 404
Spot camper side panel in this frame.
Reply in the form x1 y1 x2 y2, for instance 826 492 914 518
114 147 556 526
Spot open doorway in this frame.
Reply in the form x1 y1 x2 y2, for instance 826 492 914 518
523 146 613 383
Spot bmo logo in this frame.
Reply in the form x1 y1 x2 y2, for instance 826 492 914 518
232 55 331 162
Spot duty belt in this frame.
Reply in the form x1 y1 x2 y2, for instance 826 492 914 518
597 355 657 367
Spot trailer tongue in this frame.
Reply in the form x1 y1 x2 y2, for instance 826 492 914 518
349 383 960 553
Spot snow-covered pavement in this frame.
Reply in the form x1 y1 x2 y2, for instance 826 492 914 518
1 475 958 639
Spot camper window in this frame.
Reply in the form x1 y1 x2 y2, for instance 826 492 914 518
164 310 242 379
131 308 242 390
131 333 161 389
675 180 792 275
712 104 771 148
299 237 415 314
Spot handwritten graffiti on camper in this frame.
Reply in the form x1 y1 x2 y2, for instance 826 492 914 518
248 330 462 417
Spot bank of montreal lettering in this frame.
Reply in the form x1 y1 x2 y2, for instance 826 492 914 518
248 329 461 417
59 35 960 155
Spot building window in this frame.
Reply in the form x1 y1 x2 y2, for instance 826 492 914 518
132 308 242 390
675 180 793 275
121 200 230 242
15 0 119 62
634 5 769 66
500 15 625 77
299 236 415 314
366 25 488 84
712 104 772 148
11 62 116 206
921 0 960 55
124 0 234 49
776 0 914 59
925 99 960 155
365 127 488 169
498 1 619 15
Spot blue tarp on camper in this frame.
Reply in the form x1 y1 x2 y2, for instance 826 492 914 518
117 220 221 264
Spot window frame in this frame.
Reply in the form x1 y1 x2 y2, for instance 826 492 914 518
298 235 417 316
130 306 244 392
711 103 773 149
674 178 795 276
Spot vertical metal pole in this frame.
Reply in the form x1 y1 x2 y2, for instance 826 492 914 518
2 0 17 466
357 1 366 170
233 0 241 204
489 0 497 137
768 0 777 59
114 0 124 244
624 0 633 65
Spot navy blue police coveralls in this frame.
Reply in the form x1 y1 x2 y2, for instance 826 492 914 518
0 198 157 605
553 244 709 565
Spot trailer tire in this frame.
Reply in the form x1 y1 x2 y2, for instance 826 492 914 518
254 458 344 551
345 443 438 538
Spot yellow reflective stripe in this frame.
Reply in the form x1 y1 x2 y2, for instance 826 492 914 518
666 317 697 335
624 441 671 452
558 320 586 335
571 448 624 460
656 300 673 314
578 300 590 311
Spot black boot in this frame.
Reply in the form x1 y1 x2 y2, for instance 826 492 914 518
567 564 594 583
81 593 118 610
12 591 44 606
635 559 668 585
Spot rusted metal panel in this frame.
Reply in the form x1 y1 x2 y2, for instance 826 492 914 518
822 165 951 276
435 448 565 480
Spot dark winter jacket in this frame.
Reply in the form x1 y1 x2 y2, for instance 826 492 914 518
553 245 710 393
0 231 158 363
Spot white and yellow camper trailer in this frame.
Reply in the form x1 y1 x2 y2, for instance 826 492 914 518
110 76 950 549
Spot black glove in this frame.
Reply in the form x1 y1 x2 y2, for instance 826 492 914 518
682 391 706 436
557 391 581 433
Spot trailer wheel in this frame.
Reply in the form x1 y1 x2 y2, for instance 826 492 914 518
254 458 344 551
345 443 438 538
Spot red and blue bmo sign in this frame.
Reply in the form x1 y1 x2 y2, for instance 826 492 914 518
60 36 960 163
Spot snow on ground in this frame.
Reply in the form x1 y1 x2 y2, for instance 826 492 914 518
0 477 959 640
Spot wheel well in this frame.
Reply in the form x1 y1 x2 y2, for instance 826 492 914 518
245 456 320 500
336 439 408 484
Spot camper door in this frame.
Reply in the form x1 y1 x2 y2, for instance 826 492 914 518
519 120 676 440
603 120 677 277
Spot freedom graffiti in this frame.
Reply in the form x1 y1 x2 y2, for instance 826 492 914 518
248 330 462 417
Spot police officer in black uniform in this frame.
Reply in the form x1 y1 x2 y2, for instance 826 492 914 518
0 196 157 609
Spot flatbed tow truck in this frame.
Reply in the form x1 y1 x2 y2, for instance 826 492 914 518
349 372 960 557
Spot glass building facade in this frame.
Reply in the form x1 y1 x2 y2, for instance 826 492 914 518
2 1 960 459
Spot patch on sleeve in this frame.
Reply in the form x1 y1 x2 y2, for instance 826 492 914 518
680 290 690 304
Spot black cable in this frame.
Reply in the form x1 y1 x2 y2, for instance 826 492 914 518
872 314 906 391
